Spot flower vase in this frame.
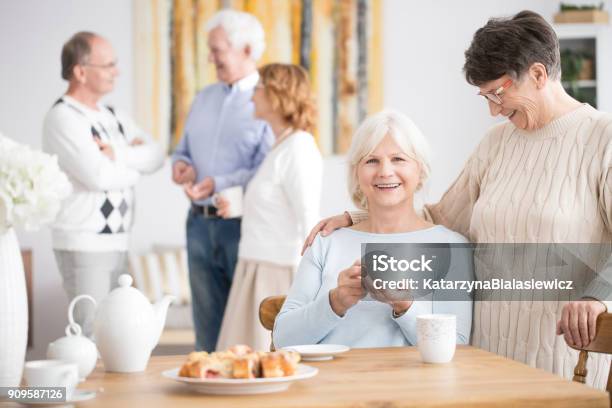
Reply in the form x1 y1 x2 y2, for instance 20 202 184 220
0 228 28 387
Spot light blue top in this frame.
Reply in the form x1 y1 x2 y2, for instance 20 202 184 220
171 72 274 205
273 226 473 349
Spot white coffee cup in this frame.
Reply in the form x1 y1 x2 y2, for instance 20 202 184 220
213 185 243 218
23 360 79 400
416 314 456 363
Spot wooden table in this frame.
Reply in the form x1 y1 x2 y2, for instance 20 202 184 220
7 346 609 407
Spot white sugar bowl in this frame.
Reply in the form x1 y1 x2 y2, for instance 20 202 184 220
47 295 98 381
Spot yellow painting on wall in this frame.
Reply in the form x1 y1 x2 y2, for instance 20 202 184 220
134 0 383 155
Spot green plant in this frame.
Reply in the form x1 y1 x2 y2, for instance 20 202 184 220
561 49 583 82
560 49 597 106
560 2 604 11
561 49 583 101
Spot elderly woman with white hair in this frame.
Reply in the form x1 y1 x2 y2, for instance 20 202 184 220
273 111 473 348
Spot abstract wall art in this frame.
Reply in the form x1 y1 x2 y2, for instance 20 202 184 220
133 0 383 155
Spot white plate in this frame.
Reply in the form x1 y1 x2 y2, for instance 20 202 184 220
12 389 96 406
162 364 318 395
281 344 350 361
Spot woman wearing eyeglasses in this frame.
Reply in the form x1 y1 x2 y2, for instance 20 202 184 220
302 10 612 388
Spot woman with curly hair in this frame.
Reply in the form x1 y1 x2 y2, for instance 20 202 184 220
216 63 323 351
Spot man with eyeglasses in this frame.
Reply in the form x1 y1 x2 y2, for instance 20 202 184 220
42 31 164 338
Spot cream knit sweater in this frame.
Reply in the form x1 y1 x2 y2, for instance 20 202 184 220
353 104 612 388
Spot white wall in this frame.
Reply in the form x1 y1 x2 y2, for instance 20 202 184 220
1 0 609 359
383 0 561 200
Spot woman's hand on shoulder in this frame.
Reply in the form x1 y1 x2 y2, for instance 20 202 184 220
302 212 353 255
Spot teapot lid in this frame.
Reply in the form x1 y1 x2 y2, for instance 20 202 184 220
118 274 134 288
49 323 95 349
66 322 84 337
99 274 151 314
110 274 147 299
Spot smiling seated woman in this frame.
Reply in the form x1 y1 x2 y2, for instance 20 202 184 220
273 110 473 349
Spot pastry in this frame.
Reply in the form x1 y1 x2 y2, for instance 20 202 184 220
178 351 232 379
232 357 256 379
261 352 284 378
278 350 300 376
178 345 300 379
228 344 253 356
198 355 233 378
178 351 208 377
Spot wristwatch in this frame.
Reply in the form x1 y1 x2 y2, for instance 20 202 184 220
392 308 408 318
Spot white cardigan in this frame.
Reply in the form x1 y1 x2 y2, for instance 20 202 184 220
238 130 323 266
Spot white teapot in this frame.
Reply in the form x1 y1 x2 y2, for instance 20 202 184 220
47 296 98 381
72 274 174 373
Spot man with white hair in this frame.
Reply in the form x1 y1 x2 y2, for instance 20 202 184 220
171 10 273 351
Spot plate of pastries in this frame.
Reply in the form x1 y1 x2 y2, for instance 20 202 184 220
162 345 318 395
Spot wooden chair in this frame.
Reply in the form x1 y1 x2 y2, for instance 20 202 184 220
570 312 612 403
258 295 286 351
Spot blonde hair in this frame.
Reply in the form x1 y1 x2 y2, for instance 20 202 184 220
258 63 316 133
347 110 431 210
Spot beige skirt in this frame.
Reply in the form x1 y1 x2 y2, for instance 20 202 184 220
216 258 296 352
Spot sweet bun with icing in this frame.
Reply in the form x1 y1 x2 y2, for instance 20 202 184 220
178 346 300 379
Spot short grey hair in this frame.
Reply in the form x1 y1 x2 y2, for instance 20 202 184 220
347 110 432 210
61 31 97 80
205 9 266 61
464 10 561 85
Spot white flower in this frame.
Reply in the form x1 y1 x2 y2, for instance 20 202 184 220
0 133 72 233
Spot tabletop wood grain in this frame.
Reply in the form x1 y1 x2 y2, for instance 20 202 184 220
5 346 608 407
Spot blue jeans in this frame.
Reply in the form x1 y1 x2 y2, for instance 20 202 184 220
186 209 241 351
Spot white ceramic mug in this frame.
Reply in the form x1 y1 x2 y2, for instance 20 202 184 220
213 185 243 218
416 314 456 363
23 360 79 400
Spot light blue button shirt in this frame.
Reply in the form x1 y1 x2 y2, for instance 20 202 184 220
172 71 274 205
